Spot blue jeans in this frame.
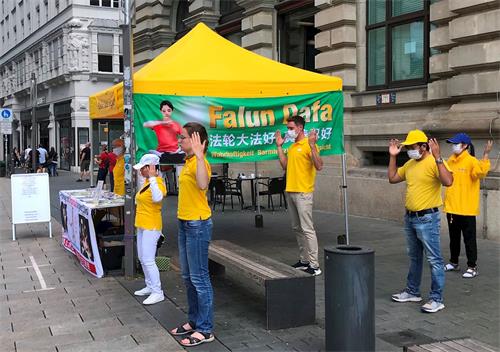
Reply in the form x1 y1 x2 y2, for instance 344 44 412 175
404 211 445 303
178 218 213 333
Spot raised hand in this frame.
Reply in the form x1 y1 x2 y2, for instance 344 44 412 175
191 132 206 159
308 129 318 147
275 130 285 147
428 138 441 159
148 165 158 178
484 140 493 155
389 139 402 156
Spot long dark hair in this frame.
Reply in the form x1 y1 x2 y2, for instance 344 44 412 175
183 122 209 153
467 143 475 157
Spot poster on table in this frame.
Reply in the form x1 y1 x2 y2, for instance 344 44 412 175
133 91 344 162
59 192 104 278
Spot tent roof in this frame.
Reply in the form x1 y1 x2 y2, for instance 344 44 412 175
89 22 342 119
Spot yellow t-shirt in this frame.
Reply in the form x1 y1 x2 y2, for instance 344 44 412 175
285 138 319 193
113 156 125 196
135 177 166 230
397 155 450 211
178 155 212 221
444 151 490 216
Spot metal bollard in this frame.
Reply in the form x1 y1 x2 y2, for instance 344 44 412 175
324 245 375 352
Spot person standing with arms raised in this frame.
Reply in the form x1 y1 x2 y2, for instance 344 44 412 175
275 115 323 276
388 130 453 313
443 134 493 278
132 154 167 305
170 122 214 346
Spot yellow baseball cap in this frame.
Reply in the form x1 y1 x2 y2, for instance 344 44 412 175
400 130 428 146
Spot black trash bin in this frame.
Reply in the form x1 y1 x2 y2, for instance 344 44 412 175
324 245 375 352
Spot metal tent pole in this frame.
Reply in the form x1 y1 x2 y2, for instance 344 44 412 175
31 73 37 173
341 153 349 245
254 162 263 227
90 120 94 186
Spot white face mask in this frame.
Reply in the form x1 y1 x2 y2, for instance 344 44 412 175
452 144 463 155
407 149 422 160
286 129 297 140
113 147 123 156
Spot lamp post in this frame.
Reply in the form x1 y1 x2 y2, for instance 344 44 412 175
31 73 37 173
121 0 135 278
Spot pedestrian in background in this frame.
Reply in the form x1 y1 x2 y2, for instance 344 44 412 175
388 130 453 313
133 154 167 305
47 147 58 176
443 133 493 278
275 115 323 276
94 144 109 185
77 142 91 182
37 144 48 173
170 123 214 347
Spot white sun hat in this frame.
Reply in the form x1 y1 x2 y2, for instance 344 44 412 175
133 154 160 170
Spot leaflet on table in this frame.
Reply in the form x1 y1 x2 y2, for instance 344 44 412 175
60 189 124 208
59 191 104 278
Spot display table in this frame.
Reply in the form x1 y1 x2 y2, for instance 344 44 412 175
59 189 124 278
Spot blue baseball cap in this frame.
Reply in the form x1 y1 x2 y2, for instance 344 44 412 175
446 133 471 145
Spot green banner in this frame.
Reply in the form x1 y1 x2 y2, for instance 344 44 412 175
134 91 343 163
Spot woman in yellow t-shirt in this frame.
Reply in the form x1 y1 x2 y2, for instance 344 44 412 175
444 133 493 278
132 154 167 305
169 122 214 347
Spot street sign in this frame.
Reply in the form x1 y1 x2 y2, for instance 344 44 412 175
1 122 12 134
0 108 13 122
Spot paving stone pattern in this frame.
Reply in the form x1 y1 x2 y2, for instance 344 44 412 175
2 170 499 352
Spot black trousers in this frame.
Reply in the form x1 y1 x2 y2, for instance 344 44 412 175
446 213 477 268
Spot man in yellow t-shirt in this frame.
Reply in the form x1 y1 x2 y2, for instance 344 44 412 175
387 129 453 314
275 115 323 276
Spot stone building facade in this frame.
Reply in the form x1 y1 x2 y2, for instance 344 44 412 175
0 0 123 171
144 1 499 240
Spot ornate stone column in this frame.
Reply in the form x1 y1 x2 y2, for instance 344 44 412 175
183 0 221 29
237 0 277 59
314 0 357 90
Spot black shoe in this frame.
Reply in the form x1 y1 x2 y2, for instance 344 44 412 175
304 266 322 276
291 261 309 270
76 179 83 182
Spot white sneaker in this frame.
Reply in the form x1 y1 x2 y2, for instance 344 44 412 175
134 287 152 296
462 267 478 278
444 263 460 271
142 292 164 305
391 291 422 302
421 300 445 313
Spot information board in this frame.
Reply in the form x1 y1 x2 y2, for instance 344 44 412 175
11 173 51 225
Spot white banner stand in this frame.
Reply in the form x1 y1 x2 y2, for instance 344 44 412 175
11 173 52 241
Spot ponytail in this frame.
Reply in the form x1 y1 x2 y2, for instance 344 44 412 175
468 143 475 157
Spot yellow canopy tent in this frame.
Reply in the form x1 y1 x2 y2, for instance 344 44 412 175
88 23 348 239
89 22 341 118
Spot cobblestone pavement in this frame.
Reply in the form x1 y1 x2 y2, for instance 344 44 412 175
10 170 500 351
0 176 182 352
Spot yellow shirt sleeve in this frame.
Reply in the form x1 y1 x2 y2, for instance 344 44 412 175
471 158 490 180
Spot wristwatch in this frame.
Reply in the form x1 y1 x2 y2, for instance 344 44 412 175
435 157 444 164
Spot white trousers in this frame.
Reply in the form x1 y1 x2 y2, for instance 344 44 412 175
137 229 162 294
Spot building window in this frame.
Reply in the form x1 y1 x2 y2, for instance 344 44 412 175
363 150 409 167
90 0 120 7
98 33 113 72
118 35 123 73
278 3 319 73
366 0 429 89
